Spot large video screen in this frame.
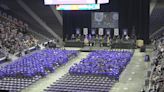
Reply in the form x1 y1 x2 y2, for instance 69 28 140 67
44 0 109 5
44 0 95 5
98 0 109 4
56 4 100 10
92 12 119 28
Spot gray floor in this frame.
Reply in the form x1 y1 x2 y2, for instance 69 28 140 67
20 48 152 92
110 49 151 92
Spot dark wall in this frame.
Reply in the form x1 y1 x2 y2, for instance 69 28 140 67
63 11 91 39
63 0 150 43
119 0 150 43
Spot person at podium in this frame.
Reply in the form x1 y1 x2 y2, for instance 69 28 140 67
99 35 103 47
76 34 81 42
84 35 89 46
71 34 76 41
88 34 92 46
95 35 99 46
107 35 111 46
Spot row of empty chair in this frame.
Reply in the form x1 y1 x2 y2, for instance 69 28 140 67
0 76 41 92
44 73 116 92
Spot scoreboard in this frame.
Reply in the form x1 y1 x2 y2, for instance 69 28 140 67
56 4 100 10
44 0 109 5
44 0 95 5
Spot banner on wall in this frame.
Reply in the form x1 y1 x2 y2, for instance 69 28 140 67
76 28 80 34
91 29 96 35
83 28 88 35
123 29 128 35
98 28 104 35
106 29 111 35
114 28 119 36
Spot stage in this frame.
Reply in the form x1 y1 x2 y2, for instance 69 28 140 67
80 46 110 52
64 39 136 50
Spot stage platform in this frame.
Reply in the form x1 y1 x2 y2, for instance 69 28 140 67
64 39 136 50
111 39 136 49
80 46 110 52
64 41 84 47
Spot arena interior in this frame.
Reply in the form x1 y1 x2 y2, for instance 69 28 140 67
0 0 163 92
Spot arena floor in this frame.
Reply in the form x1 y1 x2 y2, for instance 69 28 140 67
21 48 152 92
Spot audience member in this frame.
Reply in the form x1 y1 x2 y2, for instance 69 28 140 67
0 10 38 54
147 38 164 92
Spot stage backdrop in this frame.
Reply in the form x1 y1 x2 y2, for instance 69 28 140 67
63 2 117 40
